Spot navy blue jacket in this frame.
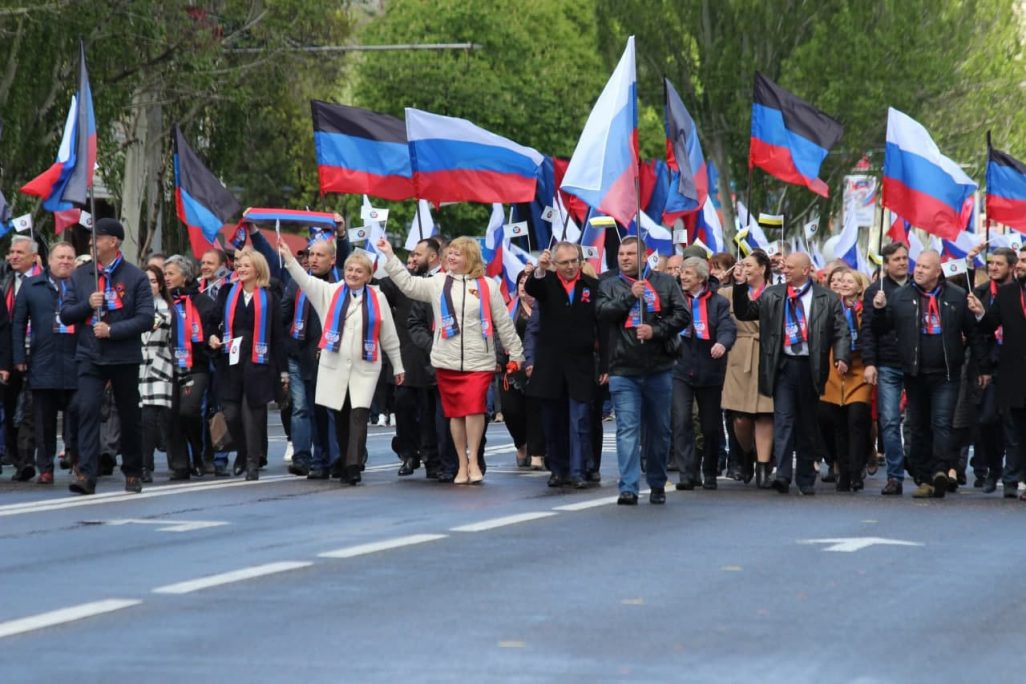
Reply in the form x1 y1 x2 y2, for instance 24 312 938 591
13 274 78 390
61 259 155 365
675 287 737 387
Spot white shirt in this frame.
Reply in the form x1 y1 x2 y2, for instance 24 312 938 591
782 280 814 358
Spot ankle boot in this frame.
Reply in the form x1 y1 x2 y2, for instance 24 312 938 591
741 450 756 484
755 462 772 489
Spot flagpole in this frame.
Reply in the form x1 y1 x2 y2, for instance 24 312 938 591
743 165 754 260
876 201 885 280
415 199 425 242
985 131 992 259
560 201 571 242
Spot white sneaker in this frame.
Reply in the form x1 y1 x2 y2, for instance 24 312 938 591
283 443 294 464
376 415 388 427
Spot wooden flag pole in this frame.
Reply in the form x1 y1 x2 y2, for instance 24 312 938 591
414 199 425 242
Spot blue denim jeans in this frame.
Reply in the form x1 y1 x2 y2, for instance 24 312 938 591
609 371 673 495
288 358 315 467
876 365 905 481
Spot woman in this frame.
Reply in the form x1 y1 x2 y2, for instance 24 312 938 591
139 265 174 483
208 248 287 480
279 241 404 485
818 268 872 491
163 255 217 479
673 257 737 490
378 236 524 485
720 249 775 487
503 268 546 471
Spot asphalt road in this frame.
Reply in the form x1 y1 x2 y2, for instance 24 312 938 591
1 418 1024 683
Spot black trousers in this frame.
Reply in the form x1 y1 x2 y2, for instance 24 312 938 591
76 362 142 480
973 383 1005 479
168 372 210 473
222 398 268 472
817 401 871 478
772 357 823 488
394 384 439 466
904 373 959 483
327 391 369 471
672 381 723 480
141 405 170 473
3 370 34 470
500 385 545 456
32 388 76 472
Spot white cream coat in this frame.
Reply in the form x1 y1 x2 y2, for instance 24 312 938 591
286 259 403 410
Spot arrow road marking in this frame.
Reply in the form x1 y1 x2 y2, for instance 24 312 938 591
95 519 230 533
797 537 924 553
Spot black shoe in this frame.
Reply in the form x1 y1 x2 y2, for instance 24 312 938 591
649 487 666 504
617 491 638 506
190 466 203 478
851 476 864 492
755 463 773 489
931 472 948 498
799 485 816 496
288 462 310 477
957 471 967 486
169 470 191 481
398 458 419 476
586 470 601 483
58 454 72 470
946 474 959 493
345 465 362 485
881 479 903 495
12 465 35 482
983 476 998 494
726 464 742 481
232 456 246 477
125 476 142 493
973 475 986 488
214 464 229 477
547 473 567 488
99 453 116 477
702 478 718 491
836 473 851 492
436 472 455 483
245 469 259 481
68 469 95 495
141 469 153 484
1004 483 1020 498
676 475 698 491
306 468 330 480
771 477 790 494
568 477 586 489
740 451 755 484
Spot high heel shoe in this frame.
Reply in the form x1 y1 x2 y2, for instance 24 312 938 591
755 462 772 489
454 472 470 485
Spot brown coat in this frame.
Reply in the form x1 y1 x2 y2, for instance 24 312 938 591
820 303 871 406
719 286 773 414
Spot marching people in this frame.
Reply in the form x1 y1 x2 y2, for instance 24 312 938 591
378 235 523 486
733 252 850 495
139 265 174 482
721 250 775 488
672 256 736 490
208 248 287 481
12 241 78 484
3 235 42 480
61 218 155 495
162 255 219 478
596 236 689 505
818 267 872 492
280 238 404 485
528 243 604 489
872 249 986 499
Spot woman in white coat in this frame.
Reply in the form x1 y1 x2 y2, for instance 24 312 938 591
279 239 404 485
377 235 524 485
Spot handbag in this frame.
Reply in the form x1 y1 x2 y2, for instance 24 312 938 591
208 410 233 451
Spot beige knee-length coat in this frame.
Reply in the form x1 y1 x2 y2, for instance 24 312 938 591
718 285 774 414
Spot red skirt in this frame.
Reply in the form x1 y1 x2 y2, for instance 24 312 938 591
435 368 494 418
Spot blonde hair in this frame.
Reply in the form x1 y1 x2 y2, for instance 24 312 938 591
236 247 270 287
343 251 374 277
447 236 485 278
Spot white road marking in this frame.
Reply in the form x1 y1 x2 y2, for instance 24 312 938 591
552 496 621 511
797 537 924 553
152 561 313 595
318 534 448 559
0 475 293 518
94 519 229 533
0 599 142 639
450 512 557 532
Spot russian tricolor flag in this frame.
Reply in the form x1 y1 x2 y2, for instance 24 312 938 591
311 100 415 201
749 73 842 198
986 143 1026 233
561 36 639 227
694 196 723 253
883 108 976 241
21 41 96 215
173 125 242 258
663 77 707 216
406 108 543 204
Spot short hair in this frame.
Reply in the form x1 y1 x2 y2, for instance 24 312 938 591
553 241 581 259
308 238 336 257
235 247 270 287
148 252 165 261
682 256 709 281
619 236 646 253
11 235 37 254
343 251 373 276
202 248 227 266
50 241 76 255
163 254 195 283
990 247 1018 267
881 241 908 262
447 236 486 278
417 237 442 256
710 252 736 272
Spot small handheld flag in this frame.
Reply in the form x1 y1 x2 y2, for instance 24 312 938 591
348 227 371 243
12 214 32 233
360 205 389 223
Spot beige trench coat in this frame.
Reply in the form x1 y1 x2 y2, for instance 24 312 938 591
718 286 774 414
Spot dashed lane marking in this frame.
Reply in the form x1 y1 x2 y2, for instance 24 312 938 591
450 512 557 532
0 599 143 639
151 561 313 595
318 534 448 559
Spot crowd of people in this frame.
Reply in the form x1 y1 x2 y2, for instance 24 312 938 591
1 213 1023 507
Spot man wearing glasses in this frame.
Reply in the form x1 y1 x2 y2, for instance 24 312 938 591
527 242 606 489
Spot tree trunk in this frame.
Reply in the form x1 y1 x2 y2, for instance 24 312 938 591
121 80 163 262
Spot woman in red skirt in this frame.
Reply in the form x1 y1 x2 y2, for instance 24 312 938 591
379 236 523 484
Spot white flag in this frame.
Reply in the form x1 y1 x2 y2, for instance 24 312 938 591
672 229 688 245
504 221 529 239
404 199 437 251
348 226 371 243
360 205 389 224
540 205 556 222
79 210 94 229
12 214 32 232
803 219 819 239
941 258 967 277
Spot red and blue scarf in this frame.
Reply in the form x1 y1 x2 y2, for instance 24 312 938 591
87 254 124 325
682 288 712 340
990 280 1003 345
224 283 270 364
915 283 942 335
55 280 75 334
439 276 493 340
843 299 861 352
6 264 42 314
619 273 661 328
319 285 382 362
173 294 203 369
784 279 812 350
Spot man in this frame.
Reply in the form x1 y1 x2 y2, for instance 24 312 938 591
734 252 850 495
281 236 338 479
3 235 42 480
146 253 165 270
198 249 231 300
872 250 985 499
965 247 1017 491
13 242 79 484
860 241 910 495
527 242 605 488
61 218 155 494
380 237 442 478
596 236 689 506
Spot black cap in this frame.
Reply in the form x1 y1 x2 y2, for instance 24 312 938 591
94 218 125 240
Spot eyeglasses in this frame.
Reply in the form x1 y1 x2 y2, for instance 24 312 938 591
555 259 579 266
